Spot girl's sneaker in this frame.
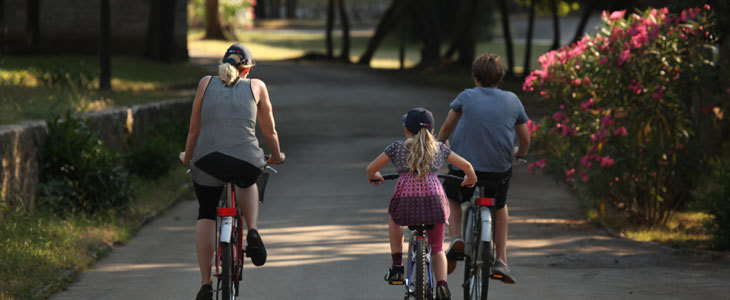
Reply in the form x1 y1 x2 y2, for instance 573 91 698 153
435 283 451 300
384 265 405 285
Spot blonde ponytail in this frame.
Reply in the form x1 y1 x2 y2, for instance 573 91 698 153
218 62 239 86
405 128 439 179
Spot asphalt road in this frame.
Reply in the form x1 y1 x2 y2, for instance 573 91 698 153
51 58 730 300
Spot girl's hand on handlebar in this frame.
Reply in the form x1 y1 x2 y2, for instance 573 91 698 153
368 172 384 185
461 174 477 188
179 152 190 165
268 152 286 165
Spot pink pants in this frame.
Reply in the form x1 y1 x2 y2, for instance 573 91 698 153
425 223 445 253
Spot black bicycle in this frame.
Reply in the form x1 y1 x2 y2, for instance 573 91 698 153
376 173 464 300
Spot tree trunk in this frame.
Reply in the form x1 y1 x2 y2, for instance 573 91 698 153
145 0 177 61
286 0 297 19
326 0 334 59
26 0 40 50
495 0 515 77
549 0 560 50
337 0 350 62
358 0 405 66
255 0 267 19
1 0 6 53
205 0 225 39
411 0 441 66
269 0 281 18
523 0 535 76
100 0 111 90
570 1 594 44
445 0 478 67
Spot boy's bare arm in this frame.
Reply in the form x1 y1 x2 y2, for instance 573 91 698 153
437 109 462 144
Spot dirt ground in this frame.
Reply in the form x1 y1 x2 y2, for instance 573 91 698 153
51 54 730 300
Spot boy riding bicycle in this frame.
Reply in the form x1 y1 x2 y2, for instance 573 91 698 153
437 53 531 284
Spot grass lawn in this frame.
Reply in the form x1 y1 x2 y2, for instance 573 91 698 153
189 29 552 71
0 165 193 300
0 56 206 125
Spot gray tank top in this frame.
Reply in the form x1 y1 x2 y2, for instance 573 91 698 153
192 77 266 169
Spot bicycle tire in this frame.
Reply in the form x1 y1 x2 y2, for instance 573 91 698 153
221 242 234 300
415 237 427 300
463 208 491 300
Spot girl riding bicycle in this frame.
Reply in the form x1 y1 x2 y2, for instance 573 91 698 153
366 107 477 300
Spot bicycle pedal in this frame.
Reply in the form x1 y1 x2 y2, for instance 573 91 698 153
490 274 504 280
389 280 405 285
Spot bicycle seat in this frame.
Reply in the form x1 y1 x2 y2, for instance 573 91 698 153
408 225 435 231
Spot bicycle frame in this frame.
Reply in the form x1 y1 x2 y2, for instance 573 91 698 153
462 183 499 300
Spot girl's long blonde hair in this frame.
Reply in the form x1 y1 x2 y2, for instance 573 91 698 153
405 128 439 179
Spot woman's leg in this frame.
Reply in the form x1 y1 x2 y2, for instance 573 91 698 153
236 184 259 230
195 219 216 285
427 224 447 282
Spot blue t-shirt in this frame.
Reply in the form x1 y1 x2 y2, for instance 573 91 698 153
449 87 528 173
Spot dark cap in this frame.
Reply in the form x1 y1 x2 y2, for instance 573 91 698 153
222 44 255 67
401 107 435 134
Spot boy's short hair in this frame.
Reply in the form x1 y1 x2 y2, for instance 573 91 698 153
472 53 504 87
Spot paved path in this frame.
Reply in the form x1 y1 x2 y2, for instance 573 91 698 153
52 57 730 300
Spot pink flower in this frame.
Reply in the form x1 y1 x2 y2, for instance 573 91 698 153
612 127 628 136
527 120 539 135
572 78 583 86
580 98 594 111
599 57 610 65
600 156 615 167
601 115 615 127
527 158 548 175
583 77 591 85
610 10 626 21
705 4 711 11
652 85 664 100
565 168 575 182
618 49 631 65
561 125 576 137
580 170 589 182
523 74 537 92
553 111 565 122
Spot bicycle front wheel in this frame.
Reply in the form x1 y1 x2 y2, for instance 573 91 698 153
220 242 235 300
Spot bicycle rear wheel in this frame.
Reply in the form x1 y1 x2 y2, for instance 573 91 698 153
220 242 235 300
414 237 427 300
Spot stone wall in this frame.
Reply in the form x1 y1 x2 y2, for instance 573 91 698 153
2 0 188 58
0 98 192 212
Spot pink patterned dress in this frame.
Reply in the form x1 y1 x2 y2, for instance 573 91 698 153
384 141 451 226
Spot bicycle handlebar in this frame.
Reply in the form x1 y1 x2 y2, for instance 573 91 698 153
372 173 465 182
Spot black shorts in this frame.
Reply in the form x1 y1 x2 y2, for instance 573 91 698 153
192 152 263 220
442 166 512 210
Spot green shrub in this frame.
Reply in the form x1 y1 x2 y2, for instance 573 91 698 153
523 6 723 226
702 166 730 250
124 112 187 179
39 113 134 213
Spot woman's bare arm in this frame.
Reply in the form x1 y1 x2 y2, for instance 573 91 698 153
180 76 211 164
252 78 285 164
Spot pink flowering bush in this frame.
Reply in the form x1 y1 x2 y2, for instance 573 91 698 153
523 6 722 226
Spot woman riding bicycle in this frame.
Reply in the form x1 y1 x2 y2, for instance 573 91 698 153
367 108 477 300
438 53 530 284
179 44 285 300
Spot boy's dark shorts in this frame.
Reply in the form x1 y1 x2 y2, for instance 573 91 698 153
442 166 512 210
